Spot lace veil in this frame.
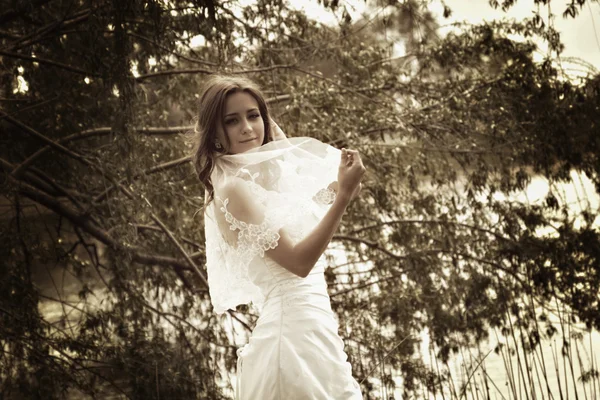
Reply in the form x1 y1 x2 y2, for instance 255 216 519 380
204 136 341 315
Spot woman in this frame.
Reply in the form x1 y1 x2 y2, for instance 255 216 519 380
191 74 365 399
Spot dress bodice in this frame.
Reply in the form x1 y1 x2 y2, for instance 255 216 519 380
247 251 330 316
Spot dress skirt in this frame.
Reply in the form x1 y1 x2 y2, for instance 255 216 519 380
235 271 363 400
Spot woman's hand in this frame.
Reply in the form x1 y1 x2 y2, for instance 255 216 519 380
337 148 365 202
270 118 287 141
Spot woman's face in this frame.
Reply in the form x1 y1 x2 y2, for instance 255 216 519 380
217 91 265 154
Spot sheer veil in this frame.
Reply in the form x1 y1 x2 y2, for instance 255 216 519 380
203 136 341 315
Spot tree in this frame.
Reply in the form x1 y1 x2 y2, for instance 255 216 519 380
487 0 593 19
1 0 599 398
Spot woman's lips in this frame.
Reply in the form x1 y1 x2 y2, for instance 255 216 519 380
240 137 257 143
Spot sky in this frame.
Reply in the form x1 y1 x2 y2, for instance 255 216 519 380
441 0 600 72
296 0 600 76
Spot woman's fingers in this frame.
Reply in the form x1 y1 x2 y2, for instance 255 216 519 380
341 148 364 170
346 152 364 168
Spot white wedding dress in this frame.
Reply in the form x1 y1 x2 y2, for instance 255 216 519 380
202 137 363 399
234 253 363 400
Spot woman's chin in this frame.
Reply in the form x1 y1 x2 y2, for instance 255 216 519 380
236 143 261 154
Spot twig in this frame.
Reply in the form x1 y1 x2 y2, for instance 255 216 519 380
359 334 411 384
0 95 60 121
147 207 209 288
93 155 191 203
332 234 405 259
0 305 133 399
348 218 515 243
135 224 202 250
291 66 379 104
458 349 494 400
138 295 233 351
126 31 217 66
73 226 113 293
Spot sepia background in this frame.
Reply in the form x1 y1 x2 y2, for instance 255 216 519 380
1 0 599 398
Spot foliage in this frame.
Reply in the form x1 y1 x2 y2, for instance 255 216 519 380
1 0 599 398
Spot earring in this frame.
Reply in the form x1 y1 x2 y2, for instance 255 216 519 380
214 141 222 149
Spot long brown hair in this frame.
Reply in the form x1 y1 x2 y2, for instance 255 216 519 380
190 75 273 214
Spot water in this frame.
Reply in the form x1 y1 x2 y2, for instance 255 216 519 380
412 320 600 399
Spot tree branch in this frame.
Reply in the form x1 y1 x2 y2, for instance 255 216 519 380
1 157 100 229
10 175 198 274
11 93 285 177
291 66 379 104
0 305 133 399
138 296 232 351
126 31 218 67
135 64 295 81
332 234 407 259
148 209 208 288
135 224 202 250
7 8 92 51
0 49 98 77
347 219 515 243
2 112 92 173
0 29 21 40
93 155 191 203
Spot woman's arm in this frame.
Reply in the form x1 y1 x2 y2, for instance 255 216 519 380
221 146 364 278
285 192 351 277
220 179 351 278
279 150 364 276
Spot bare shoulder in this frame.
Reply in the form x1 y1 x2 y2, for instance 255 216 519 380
218 177 265 224
219 176 248 198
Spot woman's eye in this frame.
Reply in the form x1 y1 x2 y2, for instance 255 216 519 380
249 114 260 119
224 118 237 125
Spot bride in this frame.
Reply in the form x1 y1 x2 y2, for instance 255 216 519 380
190 74 365 399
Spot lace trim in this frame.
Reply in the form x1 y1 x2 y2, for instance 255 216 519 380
218 197 280 258
313 187 337 205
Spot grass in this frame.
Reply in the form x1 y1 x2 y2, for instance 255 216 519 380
417 300 600 400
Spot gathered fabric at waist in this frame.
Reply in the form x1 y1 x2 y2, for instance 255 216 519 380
259 273 333 322
253 254 332 320
265 272 327 300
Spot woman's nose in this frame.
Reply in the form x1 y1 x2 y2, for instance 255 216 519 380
241 117 253 133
